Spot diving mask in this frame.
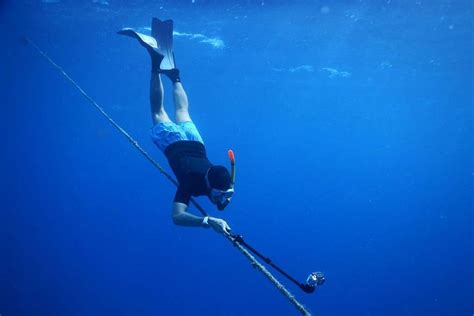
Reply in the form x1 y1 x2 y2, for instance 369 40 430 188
206 149 236 210
209 187 235 205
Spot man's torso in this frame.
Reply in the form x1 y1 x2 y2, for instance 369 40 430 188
164 141 212 204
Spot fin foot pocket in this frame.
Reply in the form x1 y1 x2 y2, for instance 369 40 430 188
160 68 181 83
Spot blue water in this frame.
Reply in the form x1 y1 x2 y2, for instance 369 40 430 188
1 1 473 315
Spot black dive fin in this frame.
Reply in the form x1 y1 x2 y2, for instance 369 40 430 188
117 28 158 52
117 28 164 69
151 18 175 70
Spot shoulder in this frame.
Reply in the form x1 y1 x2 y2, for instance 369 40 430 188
174 184 192 205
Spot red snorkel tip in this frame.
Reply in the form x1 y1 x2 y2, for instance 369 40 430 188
228 149 235 164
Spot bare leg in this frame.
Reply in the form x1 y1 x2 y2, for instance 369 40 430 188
150 72 171 125
173 82 192 123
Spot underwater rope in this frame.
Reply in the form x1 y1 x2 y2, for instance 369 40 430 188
25 37 312 316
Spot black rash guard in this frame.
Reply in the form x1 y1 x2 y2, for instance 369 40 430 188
164 141 212 206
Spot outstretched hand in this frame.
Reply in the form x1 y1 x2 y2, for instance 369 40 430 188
208 217 232 235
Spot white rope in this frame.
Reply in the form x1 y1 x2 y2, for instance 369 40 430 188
26 37 312 316
227 235 312 315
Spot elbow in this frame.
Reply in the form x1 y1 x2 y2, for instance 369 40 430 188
172 213 180 225
172 212 184 226
171 202 187 226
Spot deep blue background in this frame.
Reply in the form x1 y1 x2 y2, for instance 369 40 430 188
1 1 473 315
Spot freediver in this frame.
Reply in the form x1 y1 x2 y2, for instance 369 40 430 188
119 18 233 235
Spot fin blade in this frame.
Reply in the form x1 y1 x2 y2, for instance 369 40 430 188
118 28 158 49
151 18 175 70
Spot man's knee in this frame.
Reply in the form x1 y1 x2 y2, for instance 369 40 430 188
175 109 191 123
153 111 171 124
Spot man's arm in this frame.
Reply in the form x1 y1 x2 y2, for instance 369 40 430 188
172 202 232 234
172 202 205 226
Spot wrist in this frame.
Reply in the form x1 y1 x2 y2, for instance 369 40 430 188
202 216 210 227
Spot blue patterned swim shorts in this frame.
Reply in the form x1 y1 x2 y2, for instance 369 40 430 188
150 121 204 151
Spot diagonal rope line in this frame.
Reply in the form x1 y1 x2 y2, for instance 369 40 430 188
25 37 312 316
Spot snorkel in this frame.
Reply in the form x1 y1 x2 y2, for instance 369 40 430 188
228 149 236 188
216 149 236 211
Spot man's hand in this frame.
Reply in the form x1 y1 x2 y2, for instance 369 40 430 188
208 217 232 235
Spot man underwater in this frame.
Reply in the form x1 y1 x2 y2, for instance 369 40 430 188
119 18 232 235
